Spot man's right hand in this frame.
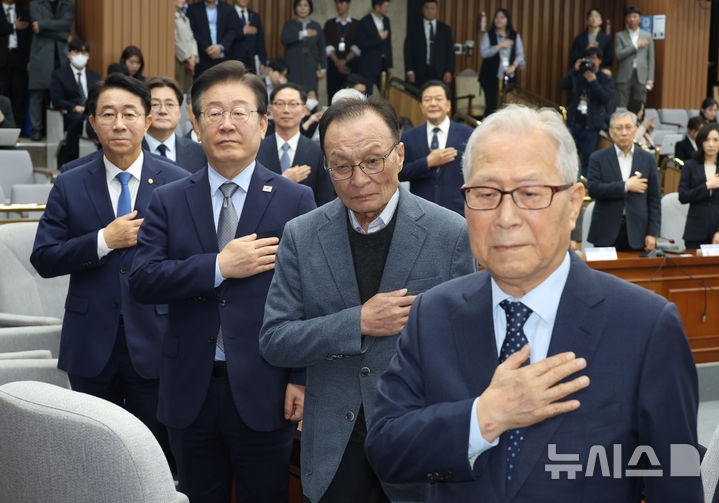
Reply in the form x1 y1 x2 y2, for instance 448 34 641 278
103 210 144 249
474 347 589 443
637 39 649 49
282 165 311 183
626 173 648 193
218 233 279 279
426 147 458 168
243 24 258 35
305 28 318 38
360 289 417 337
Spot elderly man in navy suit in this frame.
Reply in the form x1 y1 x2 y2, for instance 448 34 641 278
260 97 475 503
142 76 206 173
400 80 472 216
365 105 701 502
130 61 315 503
257 82 334 206
31 73 188 458
587 110 661 251
49 38 101 166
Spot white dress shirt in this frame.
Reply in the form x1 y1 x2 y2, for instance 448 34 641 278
97 152 144 258
349 189 399 234
144 133 177 162
614 144 635 183
275 131 301 167
425 116 450 150
371 12 385 33
424 18 436 65
3 2 17 49
629 27 640 69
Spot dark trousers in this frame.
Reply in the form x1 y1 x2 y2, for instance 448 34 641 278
0 50 29 133
685 239 709 250
327 62 349 102
413 64 441 89
480 77 499 117
168 373 295 503
570 122 599 178
311 437 389 503
60 111 88 166
68 323 171 467
612 219 643 252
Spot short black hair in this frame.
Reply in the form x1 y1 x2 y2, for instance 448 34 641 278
420 80 450 100
345 73 367 89
270 82 307 104
294 0 313 14
146 76 184 107
624 6 641 16
89 73 151 116
688 115 705 132
190 60 267 118
120 45 145 78
68 38 90 52
86 81 104 118
372 0 389 8
422 0 438 5
586 7 601 19
319 97 400 154
701 97 718 110
584 46 603 59
106 63 129 76
268 58 288 73
694 123 719 163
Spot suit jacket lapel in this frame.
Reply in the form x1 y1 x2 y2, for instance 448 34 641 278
607 148 623 181
263 135 281 174
84 157 115 225
317 199 362 308
185 169 218 252
135 155 160 218
235 164 275 237
507 252 606 499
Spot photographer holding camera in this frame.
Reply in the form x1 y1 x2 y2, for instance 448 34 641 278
560 46 614 177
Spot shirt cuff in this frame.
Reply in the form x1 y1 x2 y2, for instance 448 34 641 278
351 45 361 56
97 229 111 260
299 29 307 40
468 397 499 467
406 70 415 75
326 45 336 56
214 255 224 288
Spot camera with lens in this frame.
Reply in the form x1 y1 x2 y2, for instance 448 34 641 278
577 57 595 73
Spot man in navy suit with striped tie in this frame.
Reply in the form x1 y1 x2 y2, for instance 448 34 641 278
400 80 472 215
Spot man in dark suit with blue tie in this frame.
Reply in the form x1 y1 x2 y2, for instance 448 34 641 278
365 105 702 502
129 61 316 503
257 82 334 206
400 80 472 215
49 38 101 166
587 110 661 251
31 74 188 459
404 0 454 88
142 76 206 173
186 0 241 77
357 0 392 94
230 0 267 74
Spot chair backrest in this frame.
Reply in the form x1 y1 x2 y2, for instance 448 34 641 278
703 422 719 502
11 183 52 205
658 133 685 157
0 349 52 360
581 201 595 251
0 222 68 319
0 325 62 356
659 108 689 129
0 359 69 387
0 381 186 503
0 150 34 202
688 109 701 118
660 192 689 252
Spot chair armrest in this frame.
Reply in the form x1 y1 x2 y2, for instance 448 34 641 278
0 325 62 357
0 349 52 360
0 313 63 328
33 168 56 182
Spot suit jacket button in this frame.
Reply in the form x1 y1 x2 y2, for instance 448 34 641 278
119 266 127 274
345 411 355 422
208 337 216 343
218 299 227 307
360 367 370 377
112 301 119 308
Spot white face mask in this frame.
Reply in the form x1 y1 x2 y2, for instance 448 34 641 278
70 53 89 69
305 98 319 111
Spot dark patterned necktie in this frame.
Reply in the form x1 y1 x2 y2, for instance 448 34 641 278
157 144 168 157
215 182 239 354
499 299 532 483
430 127 440 150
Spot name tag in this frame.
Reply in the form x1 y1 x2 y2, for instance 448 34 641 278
700 244 719 256
585 247 618 261
338 41 346 52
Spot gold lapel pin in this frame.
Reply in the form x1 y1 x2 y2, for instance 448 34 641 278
148 178 154 185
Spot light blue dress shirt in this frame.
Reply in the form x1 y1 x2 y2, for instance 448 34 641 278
467 251 571 463
348 189 399 234
205 1 219 46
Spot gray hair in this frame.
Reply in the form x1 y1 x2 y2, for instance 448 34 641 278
331 88 367 105
609 110 638 128
462 104 578 185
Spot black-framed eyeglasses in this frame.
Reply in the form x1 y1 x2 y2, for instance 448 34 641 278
461 184 573 210
325 142 399 181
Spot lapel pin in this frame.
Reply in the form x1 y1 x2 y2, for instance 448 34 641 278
262 185 272 192
148 178 154 185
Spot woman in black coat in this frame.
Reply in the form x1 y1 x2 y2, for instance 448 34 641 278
678 123 719 248
570 8 612 71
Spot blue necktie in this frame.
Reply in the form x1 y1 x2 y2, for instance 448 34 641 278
241 9 247 27
430 127 440 150
499 300 532 483
280 142 291 173
116 172 132 217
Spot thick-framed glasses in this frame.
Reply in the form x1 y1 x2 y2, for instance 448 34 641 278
271 101 304 109
151 102 179 112
461 184 573 210
94 111 144 124
200 107 258 124
325 142 398 181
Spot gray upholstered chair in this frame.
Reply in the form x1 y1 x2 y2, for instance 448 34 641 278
0 222 68 326
0 349 52 359
0 359 69 387
9 182 52 218
703 423 719 502
0 381 188 503
660 192 689 253
581 201 595 251
0 325 61 356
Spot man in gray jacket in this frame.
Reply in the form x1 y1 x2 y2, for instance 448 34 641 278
614 6 654 107
260 97 475 503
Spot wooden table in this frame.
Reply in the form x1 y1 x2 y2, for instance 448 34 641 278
585 252 719 363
